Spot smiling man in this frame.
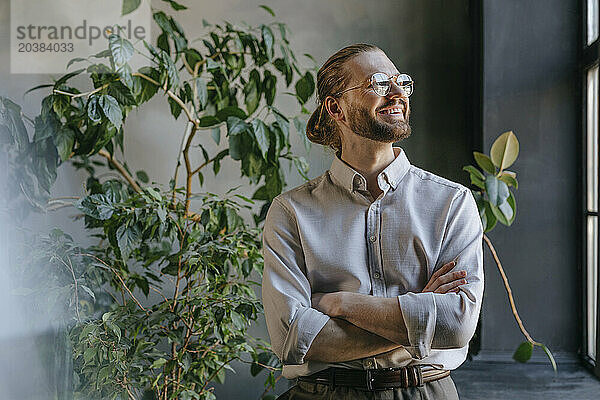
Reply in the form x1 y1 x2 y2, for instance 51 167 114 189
261 44 484 399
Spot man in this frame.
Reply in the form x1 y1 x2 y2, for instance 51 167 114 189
261 44 483 399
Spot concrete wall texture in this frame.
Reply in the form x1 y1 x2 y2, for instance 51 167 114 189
0 0 582 398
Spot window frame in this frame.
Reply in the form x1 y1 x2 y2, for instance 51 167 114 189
582 0 600 378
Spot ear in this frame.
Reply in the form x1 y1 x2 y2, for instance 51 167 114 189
324 96 345 123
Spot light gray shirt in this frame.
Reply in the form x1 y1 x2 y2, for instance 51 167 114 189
261 146 484 379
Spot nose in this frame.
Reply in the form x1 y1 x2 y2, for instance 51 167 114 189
388 80 409 101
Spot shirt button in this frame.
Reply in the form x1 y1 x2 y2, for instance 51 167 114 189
365 360 373 368
369 235 376 242
373 272 380 279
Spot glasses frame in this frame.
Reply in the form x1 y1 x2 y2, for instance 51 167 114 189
333 72 414 98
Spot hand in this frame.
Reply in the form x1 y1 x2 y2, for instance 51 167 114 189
422 259 467 294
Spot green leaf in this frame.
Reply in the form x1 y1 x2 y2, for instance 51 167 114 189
259 4 276 16
295 72 315 104
151 358 168 369
54 125 75 161
490 130 519 171
261 25 274 59
489 202 509 226
462 165 485 181
538 343 557 373
227 116 249 136
98 365 112 382
121 0 141 15
0 97 29 149
83 347 96 364
168 96 182 119
161 0 187 10
251 119 270 159
483 201 497 232
244 70 261 114
109 34 134 67
485 175 509 207
262 70 276 106
293 117 309 152
513 341 533 363
196 77 208 109
498 171 518 189
133 67 160 104
136 170 149 183
108 81 137 106
146 187 162 201
211 127 221 145
159 50 179 89
99 94 123 129
87 96 102 123
473 151 496 175
76 194 115 220
198 116 220 127
116 224 141 260
216 106 247 122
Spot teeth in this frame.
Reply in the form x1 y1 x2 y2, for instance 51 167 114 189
379 107 403 115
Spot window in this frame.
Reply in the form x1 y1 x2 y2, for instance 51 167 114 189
583 0 600 377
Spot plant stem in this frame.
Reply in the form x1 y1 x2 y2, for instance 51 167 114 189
132 72 199 127
482 233 540 345
79 253 147 313
182 124 198 215
172 121 194 206
97 149 142 193
53 82 110 98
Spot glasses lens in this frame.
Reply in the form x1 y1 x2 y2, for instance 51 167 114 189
371 73 390 96
396 74 413 97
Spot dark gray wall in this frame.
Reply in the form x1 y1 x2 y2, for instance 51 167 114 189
481 0 580 353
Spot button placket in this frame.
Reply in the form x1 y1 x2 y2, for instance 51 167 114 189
366 201 385 294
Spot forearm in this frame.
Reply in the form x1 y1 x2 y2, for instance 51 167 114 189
331 293 409 345
304 317 402 363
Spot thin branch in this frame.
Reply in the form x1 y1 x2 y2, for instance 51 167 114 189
97 149 142 193
172 121 194 206
182 124 198 214
482 233 539 345
132 72 198 126
53 83 110 98
79 253 148 313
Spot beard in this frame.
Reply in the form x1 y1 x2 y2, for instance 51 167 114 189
346 101 411 143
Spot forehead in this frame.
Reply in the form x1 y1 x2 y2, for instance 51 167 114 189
344 50 399 82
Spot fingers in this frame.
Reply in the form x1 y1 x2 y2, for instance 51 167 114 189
423 260 456 291
428 260 456 284
435 277 467 293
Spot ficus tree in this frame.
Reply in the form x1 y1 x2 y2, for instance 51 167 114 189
1 2 310 399
463 130 556 371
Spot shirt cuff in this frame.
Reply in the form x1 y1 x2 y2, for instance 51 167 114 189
281 306 331 365
397 292 436 359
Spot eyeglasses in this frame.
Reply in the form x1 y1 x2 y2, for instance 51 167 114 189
334 72 414 98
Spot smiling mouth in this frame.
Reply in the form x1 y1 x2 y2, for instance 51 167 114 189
378 107 404 116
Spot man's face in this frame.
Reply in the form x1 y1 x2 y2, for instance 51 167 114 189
340 51 411 143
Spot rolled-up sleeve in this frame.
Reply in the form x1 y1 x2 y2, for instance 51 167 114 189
397 188 484 359
261 197 331 365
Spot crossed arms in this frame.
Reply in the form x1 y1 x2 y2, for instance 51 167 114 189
261 189 484 365
305 261 468 363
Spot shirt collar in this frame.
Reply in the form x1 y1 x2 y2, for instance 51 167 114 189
328 146 411 193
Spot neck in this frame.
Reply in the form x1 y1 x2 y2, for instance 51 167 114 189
340 140 396 182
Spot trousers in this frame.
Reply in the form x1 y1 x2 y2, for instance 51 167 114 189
275 375 459 400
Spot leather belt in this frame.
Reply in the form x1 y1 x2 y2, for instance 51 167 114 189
297 366 451 391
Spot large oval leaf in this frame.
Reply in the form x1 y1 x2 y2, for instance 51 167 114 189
490 130 519 171
485 175 509 206
473 152 496 175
